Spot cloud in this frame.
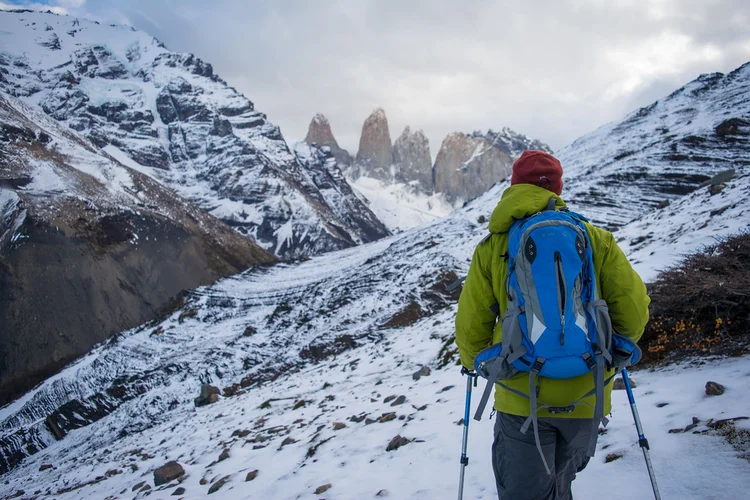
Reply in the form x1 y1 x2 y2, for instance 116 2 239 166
5 0 750 155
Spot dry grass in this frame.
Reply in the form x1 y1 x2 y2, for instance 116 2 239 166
640 232 750 364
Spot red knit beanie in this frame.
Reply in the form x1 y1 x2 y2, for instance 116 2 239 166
510 150 563 195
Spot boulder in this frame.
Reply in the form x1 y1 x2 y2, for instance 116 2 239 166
154 461 184 486
705 381 725 396
194 384 220 407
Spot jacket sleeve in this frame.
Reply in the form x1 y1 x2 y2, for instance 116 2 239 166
588 224 650 342
455 240 498 369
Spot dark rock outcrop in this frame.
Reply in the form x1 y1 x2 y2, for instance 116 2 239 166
353 108 392 181
392 126 432 193
304 113 351 167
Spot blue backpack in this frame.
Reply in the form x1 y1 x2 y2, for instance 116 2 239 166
471 198 641 472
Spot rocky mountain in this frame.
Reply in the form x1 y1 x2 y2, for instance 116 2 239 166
1 170 748 497
292 141 387 244
0 91 275 408
392 126 432 193
559 62 750 230
433 132 514 202
0 10 387 260
353 107 393 182
303 113 351 167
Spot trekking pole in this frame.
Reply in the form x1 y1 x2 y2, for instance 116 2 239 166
458 366 477 500
622 368 661 500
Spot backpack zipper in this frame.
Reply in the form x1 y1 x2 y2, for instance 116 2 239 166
554 252 566 345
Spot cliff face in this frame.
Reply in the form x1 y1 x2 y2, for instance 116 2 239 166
0 92 275 407
432 132 513 202
304 113 352 167
353 108 393 181
392 126 432 193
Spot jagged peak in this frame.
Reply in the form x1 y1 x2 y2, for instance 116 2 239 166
312 113 330 125
366 107 388 121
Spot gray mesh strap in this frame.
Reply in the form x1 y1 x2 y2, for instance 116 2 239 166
473 356 504 421
521 361 551 475
502 306 524 355
588 300 614 364
587 351 607 456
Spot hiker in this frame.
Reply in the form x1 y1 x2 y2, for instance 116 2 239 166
455 150 650 500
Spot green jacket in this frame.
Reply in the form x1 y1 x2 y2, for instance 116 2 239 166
455 184 650 418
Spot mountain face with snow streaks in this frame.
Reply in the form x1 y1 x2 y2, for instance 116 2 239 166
0 91 275 410
559 63 750 231
0 10 388 259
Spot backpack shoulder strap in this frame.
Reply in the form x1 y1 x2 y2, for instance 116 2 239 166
544 197 557 211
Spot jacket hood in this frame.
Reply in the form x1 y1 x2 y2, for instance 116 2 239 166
488 184 567 233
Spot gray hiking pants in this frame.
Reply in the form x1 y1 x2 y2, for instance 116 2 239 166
492 412 595 500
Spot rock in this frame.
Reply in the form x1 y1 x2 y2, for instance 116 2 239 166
194 384 220 407
132 481 146 492
314 483 332 494
656 200 670 209
412 366 431 381
433 132 512 203
605 453 622 463
218 448 230 462
200 478 208 485
390 395 407 407
245 470 259 482
172 487 186 496
280 437 297 447
154 461 185 486
39 464 53 471
376 489 389 497
378 412 397 423
709 184 725 195
353 108 392 181
332 422 347 430
242 326 257 337
365 418 377 425
656 402 669 408
208 475 230 494
438 385 454 393
231 429 251 438
613 377 634 390
349 413 368 423
392 127 432 193
386 435 411 452
140 484 152 492
384 395 397 403
705 381 725 396
304 113 351 167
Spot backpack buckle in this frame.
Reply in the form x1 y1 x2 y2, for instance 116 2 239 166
531 358 546 373
582 352 596 370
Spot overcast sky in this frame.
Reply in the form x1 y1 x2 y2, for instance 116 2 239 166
4 0 750 156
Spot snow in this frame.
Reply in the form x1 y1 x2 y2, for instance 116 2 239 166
350 176 455 232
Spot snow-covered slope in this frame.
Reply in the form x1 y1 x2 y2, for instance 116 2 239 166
349 176 455 232
0 10 388 259
0 90 274 407
1 164 749 498
560 63 750 231
0 178 749 497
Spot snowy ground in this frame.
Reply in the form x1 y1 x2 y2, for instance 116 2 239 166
349 176 455 232
4 313 748 499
